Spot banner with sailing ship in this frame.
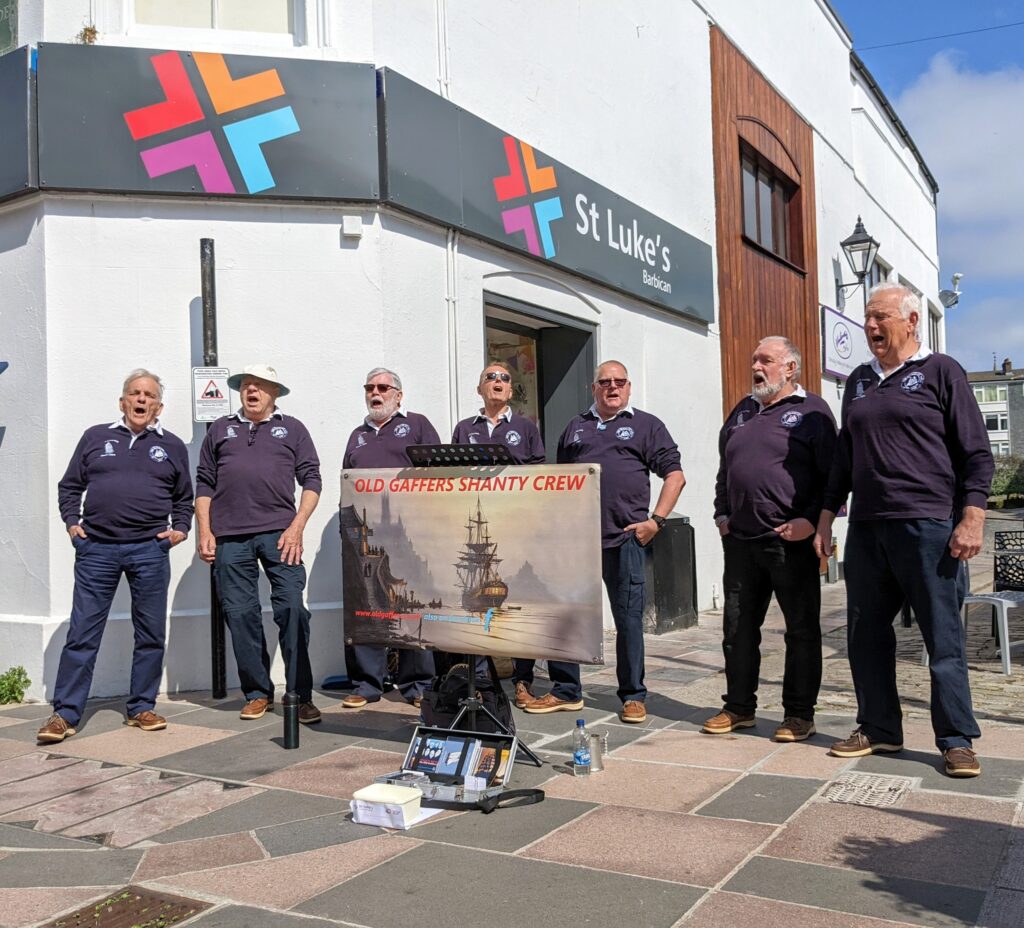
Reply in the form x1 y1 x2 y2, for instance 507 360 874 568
340 465 604 664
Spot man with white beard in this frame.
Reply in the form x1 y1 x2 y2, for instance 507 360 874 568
341 367 439 708
704 337 837 742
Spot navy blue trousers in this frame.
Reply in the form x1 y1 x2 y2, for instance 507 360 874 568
53 538 171 726
845 518 980 751
215 531 313 702
547 535 648 704
345 643 434 701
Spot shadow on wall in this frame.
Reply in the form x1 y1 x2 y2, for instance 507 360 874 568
307 511 346 679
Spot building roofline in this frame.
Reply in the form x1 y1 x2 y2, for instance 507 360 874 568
818 0 855 47
850 51 939 196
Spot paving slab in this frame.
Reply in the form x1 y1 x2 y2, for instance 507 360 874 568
541 757 737 813
681 892 923 927
976 721 1024 759
0 848 143 887
0 886 121 928
756 744 855 779
617 728 781 770
4 769 196 833
852 751 1024 799
0 751 80 787
61 779 262 847
410 796 593 852
523 804 774 886
695 773 823 824
165 705 282 732
147 722 363 780
296 842 704 928
58 722 236 764
0 757 132 815
976 888 1024 928
724 855 987 927
765 791 1018 889
184 904 346 928
255 811 384 857
133 832 267 882
152 835 420 909
153 790 347 844
512 704 643 737
252 746 410 799
995 835 1024 890
538 721 664 759
0 823 101 851
0 738 36 762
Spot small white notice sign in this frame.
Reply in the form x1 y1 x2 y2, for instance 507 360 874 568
192 367 231 422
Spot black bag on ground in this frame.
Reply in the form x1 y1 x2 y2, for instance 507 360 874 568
422 654 515 734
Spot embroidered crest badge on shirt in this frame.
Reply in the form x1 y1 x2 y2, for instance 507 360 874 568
148 445 168 462
393 423 411 438
102 440 118 457
616 426 635 441
780 410 803 429
468 433 480 444
356 433 366 447
226 426 238 439
506 430 522 446
270 426 289 439
901 371 925 393
572 429 584 444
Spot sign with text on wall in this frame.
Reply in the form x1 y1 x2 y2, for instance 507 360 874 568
822 305 874 380
340 465 604 664
192 367 230 422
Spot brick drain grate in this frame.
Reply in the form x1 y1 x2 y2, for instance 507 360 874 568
43 886 211 928
823 772 914 808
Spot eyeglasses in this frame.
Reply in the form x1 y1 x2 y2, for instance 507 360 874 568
364 384 398 394
483 371 512 383
596 378 628 388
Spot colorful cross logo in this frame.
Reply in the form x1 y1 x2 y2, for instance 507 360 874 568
123 51 299 195
492 135 562 259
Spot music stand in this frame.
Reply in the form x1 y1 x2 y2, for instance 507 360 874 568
407 443 542 767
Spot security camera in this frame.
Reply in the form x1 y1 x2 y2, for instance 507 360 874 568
952 272 963 287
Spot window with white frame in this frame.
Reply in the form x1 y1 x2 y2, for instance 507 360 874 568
991 441 1011 457
134 0 295 35
974 384 1008 403
868 257 890 289
928 303 942 352
985 413 1010 432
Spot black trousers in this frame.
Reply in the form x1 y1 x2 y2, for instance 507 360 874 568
721 534 822 720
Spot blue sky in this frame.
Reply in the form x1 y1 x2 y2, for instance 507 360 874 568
830 0 1024 373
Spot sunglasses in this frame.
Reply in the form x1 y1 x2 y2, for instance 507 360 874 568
596 378 628 388
364 384 398 394
484 371 512 383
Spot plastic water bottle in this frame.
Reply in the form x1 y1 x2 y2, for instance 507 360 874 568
572 719 591 776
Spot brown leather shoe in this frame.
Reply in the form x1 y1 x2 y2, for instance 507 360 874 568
702 709 756 734
409 696 423 710
829 729 902 758
341 694 369 709
298 702 321 725
944 747 981 778
773 717 815 742
239 697 274 720
523 692 584 714
125 710 167 731
37 714 76 743
513 681 534 710
620 700 647 723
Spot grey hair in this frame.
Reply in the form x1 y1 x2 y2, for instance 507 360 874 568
594 359 629 381
758 336 802 378
122 368 164 399
364 367 402 390
868 282 922 340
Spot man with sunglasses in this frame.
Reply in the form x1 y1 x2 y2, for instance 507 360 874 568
341 367 440 709
196 364 322 723
453 361 546 708
526 360 684 722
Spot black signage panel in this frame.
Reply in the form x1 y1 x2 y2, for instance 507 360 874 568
36 44 378 200
380 69 714 323
0 47 35 201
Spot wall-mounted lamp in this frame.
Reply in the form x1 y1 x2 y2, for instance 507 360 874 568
835 216 880 308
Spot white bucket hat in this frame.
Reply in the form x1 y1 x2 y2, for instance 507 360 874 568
227 364 290 397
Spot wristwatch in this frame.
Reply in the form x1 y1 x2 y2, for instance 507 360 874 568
651 514 667 529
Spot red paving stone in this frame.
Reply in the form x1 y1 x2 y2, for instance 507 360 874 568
57 723 235 764
0 752 79 787
0 738 36 762
0 759 133 816
0 887 121 928
541 757 738 813
152 835 421 908
133 832 267 882
764 791 1017 888
681 892 921 927
617 728 780 770
522 805 774 886
252 746 405 799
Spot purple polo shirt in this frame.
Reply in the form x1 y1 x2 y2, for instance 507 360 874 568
58 420 194 543
714 389 837 540
557 406 682 548
196 410 322 536
343 410 440 469
823 351 993 520
451 409 546 464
